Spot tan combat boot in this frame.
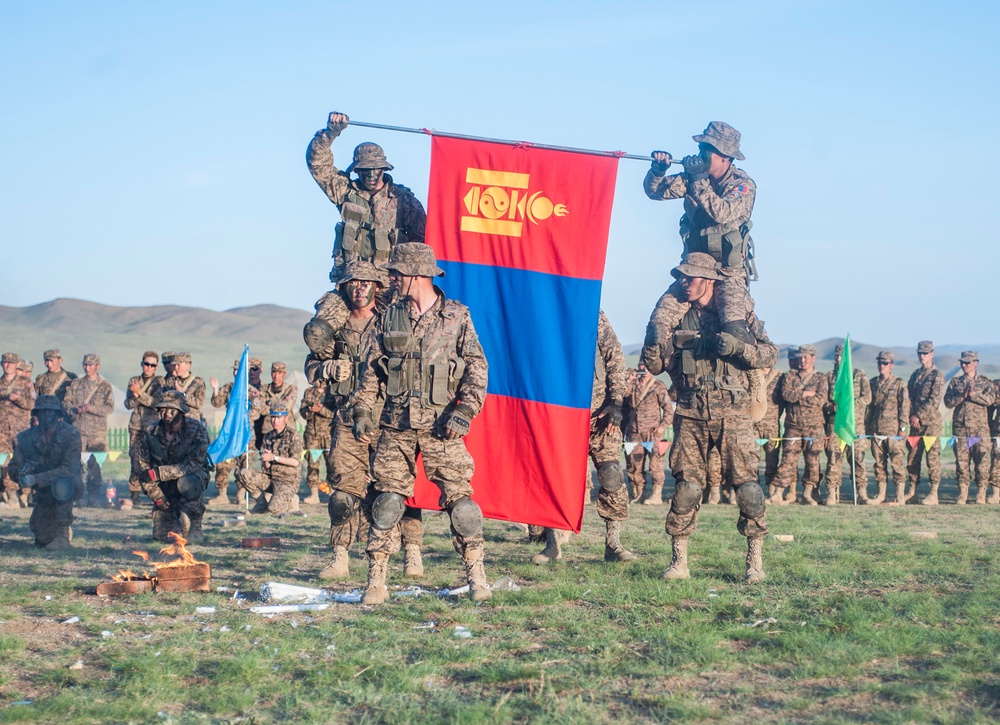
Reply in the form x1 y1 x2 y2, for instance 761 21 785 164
745 536 765 584
901 479 918 504
604 521 635 562
823 481 840 505
207 480 229 506
864 481 886 505
975 483 988 505
44 527 73 550
318 546 350 581
362 552 390 605
660 537 690 580
302 486 321 505
920 483 939 505
531 528 565 565
463 549 493 602
956 484 969 505
186 515 205 545
706 486 721 505
987 485 1000 505
641 483 664 506
403 544 424 577
801 484 819 506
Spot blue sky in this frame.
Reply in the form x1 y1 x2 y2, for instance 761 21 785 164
2 1 997 347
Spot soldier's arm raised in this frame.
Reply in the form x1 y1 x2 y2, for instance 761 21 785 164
306 114 350 205
643 168 688 201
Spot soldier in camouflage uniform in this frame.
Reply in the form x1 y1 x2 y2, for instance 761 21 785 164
822 344 871 505
641 253 776 583
125 351 164 505
770 345 828 505
305 261 426 582
989 382 1000 505
236 404 304 516
533 310 635 565
138 391 210 543
755 367 783 494
260 362 298 436
161 352 176 378
8 396 83 549
35 350 77 403
208 357 266 505
351 244 490 604
908 341 946 505
1 353 35 507
163 352 206 421
300 379 335 505
63 354 115 508
944 351 995 505
865 351 909 505
307 112 427 283
623 363 672 505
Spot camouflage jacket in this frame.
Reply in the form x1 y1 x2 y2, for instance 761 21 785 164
755 367 784 438
34 368 76 400
63 376 114 439
258 426 303 485
866 375 909 436
138 417 210 483
778 369 829 433
593 310 626 415
211 381 265 422
125 374 164 432
300 382 336 434
944 374 995 434
357 289 488 431
825 367 871 436
623 374 672 441
907 366 945 430
9 421 82 490
0 372 34 438
261 382 299 434
162 374 206 419
665 303 778 422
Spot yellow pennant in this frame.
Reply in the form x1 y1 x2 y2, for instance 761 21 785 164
922 436 938 450
108 451 122 462
838 438 847 452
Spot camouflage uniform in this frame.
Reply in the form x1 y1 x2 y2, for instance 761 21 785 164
866 354 909 504
623 371 672 503
300 380 335 500
822 360 870 504
163 353 206 421
62 359 115 507
34 350 76 401
0 354 35 503
990 385 1000 503
771 348 829 505
907 343 946 504
755 368 783 491
307 119 426 282
125 369 164 498
260 367 298 436
944 353 995 504
236 413 304 516
210 357 265 498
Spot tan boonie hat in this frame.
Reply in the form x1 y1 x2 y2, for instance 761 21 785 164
348 142 393 172
340 259 389 287
174 352 192 363
917 341 934 354
82 353 100 366
2 352 19 364
877 350 894 363
960 350 979 363
384 243 445 278
670 251 723 281
155 390 190 413
693 121 745 160
271 362 287 373
43 349 61 360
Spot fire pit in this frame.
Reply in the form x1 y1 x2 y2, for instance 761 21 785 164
96 577 154 597
97 533 211 595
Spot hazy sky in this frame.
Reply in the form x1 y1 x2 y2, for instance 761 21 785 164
2 1 997 347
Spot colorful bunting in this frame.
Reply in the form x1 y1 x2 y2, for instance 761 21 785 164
623 442 639 454
108 451 122 462
922 436 938 450
309 449 324 462
967 437 981 449
641 442 654 453
93 451 108 466
0 452 7 465
657 441 670 456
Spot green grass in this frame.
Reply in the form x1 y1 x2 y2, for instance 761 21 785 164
2 464 1000 723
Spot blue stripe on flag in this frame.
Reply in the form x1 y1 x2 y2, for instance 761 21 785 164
438 260 600 410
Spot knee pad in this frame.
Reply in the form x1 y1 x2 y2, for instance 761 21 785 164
597 461 624 493
177 473 205 501
371 492 405 530
671 480 703 515
303 317 337 355
735 482 766 518
720 320 753 344
51 477 76 502
448 497 483 538
328 491 357 525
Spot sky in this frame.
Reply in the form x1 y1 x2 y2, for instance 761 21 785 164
2 1 997 348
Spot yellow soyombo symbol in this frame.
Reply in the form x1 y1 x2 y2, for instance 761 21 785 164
460 168 568 237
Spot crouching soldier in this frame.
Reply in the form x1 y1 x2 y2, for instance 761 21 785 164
236 404 304 515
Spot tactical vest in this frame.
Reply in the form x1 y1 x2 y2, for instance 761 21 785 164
333 187 405 268
674 308 743 400
380 302 465 412
145 424 199 469
330 323 372 398
680 216 757 281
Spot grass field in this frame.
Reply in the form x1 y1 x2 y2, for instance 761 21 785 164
2 461 999 724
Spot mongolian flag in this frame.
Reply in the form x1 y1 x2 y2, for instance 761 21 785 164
408 136 619 531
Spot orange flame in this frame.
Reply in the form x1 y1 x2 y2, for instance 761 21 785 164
132 550 150 561
155 531 202 569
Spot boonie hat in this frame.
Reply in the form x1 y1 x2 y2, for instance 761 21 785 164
693 121 745 160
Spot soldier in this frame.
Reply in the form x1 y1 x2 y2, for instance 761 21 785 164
137 390 210 542
8 396 83 549
908 341 946 505
756 367 783 494
161 352 176 378
770 345 828 506
63 354 115 508
624 363 673 505
822 344 871 505
35 349 77 401
352 243 490 604
163 352 206 421
990 383 1000 505
260 362 298 436
865 351 909 505
236 404 304 516
1 352 35 506
300 379 335 505
304 261 425 582
124 351 164 506
641 252 776 583
208 357 265 505
17 360 35 387
532 310 635 565
944 351 995 504
307 111 427 283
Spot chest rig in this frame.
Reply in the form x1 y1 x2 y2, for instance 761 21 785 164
334 187 405 268
329 319 374 398
680 212 756 281
673 308 745 403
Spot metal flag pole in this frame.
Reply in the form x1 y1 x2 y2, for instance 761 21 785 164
346 120 655 161
851 442 857 506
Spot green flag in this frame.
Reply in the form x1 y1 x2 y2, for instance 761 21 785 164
833 335 856 444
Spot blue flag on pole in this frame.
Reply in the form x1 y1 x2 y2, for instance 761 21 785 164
208 345 252 465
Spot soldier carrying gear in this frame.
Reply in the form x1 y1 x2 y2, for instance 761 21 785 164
307 111 427 283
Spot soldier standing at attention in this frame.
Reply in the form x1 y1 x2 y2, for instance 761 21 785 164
944 351 995 505
35 350 77 402
907 341 946 505
63 354 115 508
307 111 426 283
208 357 265 505
822 344 871 505
125 351 164 506
1 353 34 507
164 352 206 422
865 351 909 505
299 379 335 505
260 362 298 436
624 363 673 505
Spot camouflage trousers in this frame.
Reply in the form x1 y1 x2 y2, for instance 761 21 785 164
953 428 991 492
590 419 628 522
666 413 767 539
148 475 207 541
906 425 942 491
29 487 74 546
625 439 665 495
128 430 143 495
869 437 906 497
824 439 866 498
213 457 250 497
773 429 824 490
648 275 754 332
327 483 423 550
237 470 299 515
304 424 332 488
366 427 480 558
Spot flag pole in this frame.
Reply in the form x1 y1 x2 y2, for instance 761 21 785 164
851 444 857 506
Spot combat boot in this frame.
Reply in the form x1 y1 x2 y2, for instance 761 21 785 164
823 482 840 505
44 527 73 550
152 510 175 542
403 544 424 577
863 481 886 505
362 552 390 605
987 485 1000 505
186 515 205 544
463 549 492 602
603 521 634 562
131 491 141 506
249 497 270 515
531 528 565 565
956 484 969 505
641 483 664 506
18 488 31 508
901 479 918 505
207 485 229 507
302 486 321 505
975 483 988 505
745 536 765 584
318 546 350 581
660 537 690 580
782 486 797 505
800 484 819 506
288 495 301 514
920 483 939 505
706 486 721 505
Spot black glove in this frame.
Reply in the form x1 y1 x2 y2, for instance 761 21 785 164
441 403 475 439
352 407 375 441
715 332 745 358
650 151 671 176
682 154 708 182
597 401 623 429
20 473 37 488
